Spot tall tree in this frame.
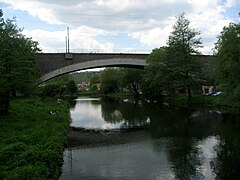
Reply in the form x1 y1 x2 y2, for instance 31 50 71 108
119 68 143 97
167 13 202 101
215 22 240 102
0 10 40 114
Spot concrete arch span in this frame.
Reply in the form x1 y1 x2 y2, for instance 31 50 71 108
38 58 146 84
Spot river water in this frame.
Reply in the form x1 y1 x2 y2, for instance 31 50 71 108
60 97 240 179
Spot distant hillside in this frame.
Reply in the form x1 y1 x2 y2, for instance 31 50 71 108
71 71 100 84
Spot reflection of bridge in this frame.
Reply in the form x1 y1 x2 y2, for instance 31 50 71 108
36 53 148 83
35 53 212 84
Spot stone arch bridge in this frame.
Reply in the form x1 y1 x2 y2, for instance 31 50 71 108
35 53 212 84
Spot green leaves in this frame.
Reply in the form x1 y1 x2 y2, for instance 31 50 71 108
0 12 40 114
142 13 203 102
168 13 202 55
215 22 240 102
142 47 168 102
100 68 120 94
0 99 70 179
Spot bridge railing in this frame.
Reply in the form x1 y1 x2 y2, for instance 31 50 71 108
39 49 152 54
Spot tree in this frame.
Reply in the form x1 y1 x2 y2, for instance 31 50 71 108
100 68 120 94
142 13 203 103
119 68 143 97
167 13 202 101
0 9 3 18
215 22 240 102
39 74 78 97
141 47 170 102
0 10 40 114
90 73 100 86
65 79 78 95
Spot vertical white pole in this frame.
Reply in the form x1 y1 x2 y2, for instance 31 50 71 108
65 36 67 53
67 27 70 53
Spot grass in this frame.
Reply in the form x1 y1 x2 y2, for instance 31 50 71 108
166 94 240 111
0 98 70 179
167 94 220 108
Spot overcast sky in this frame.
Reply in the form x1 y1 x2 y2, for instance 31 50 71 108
0 0 239 54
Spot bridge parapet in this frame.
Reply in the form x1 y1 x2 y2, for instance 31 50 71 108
40 49 152 54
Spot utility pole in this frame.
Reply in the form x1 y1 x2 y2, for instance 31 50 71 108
65 27 73 60
65 27 70 53
67 27 70 53
65 35 67 53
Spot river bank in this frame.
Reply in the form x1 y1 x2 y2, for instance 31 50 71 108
0 98 70 179
104 92 240 110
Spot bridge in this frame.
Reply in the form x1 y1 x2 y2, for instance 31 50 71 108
35 53 148 84
35 52 212 84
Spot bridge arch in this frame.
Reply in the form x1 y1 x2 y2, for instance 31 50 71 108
38 58 145 84
36 53 212 85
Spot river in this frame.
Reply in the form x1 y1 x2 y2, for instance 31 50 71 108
60 97 240 179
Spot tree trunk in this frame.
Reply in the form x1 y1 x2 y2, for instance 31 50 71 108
186 72 192 102
2 91 10 115
130 82 140 97
187 85 192 102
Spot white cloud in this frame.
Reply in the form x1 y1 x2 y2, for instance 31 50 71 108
1 0 238 54
1 0 191 31
225 0 240 7
130 18 175 48
4 0 64 24
23 27 114 52
185 5 232 54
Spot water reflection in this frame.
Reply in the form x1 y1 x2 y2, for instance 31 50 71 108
70 97 122 129
62 97 240 179
62 140 175 179
211 114 240 179
70 97 149 129
101 97 149 128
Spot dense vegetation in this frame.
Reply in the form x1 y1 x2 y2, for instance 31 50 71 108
98 68 143 97
214 22 240 108
38 75 78 97
142 13 203 103
71 71 99 84
0 10 40 115
0 98 70 179
0 10 71 179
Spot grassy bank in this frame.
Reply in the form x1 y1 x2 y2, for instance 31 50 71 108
167 94 240 110
0 98 70 179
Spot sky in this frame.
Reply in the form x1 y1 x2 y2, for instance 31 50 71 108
0 0 239 55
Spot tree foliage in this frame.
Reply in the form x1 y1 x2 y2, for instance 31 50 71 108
100 68 120 94
142 47 169 102
167 13 202 101
65 79 78 95
142 13 203 102
39 75 78 97
215 22 240 102
99 68 144 96
119 68 143 97
90 73 100 85
0 10 40 114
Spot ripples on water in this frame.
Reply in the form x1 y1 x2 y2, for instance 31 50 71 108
60 97 240 179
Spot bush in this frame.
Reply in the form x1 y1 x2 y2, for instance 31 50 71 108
0 99 70 179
